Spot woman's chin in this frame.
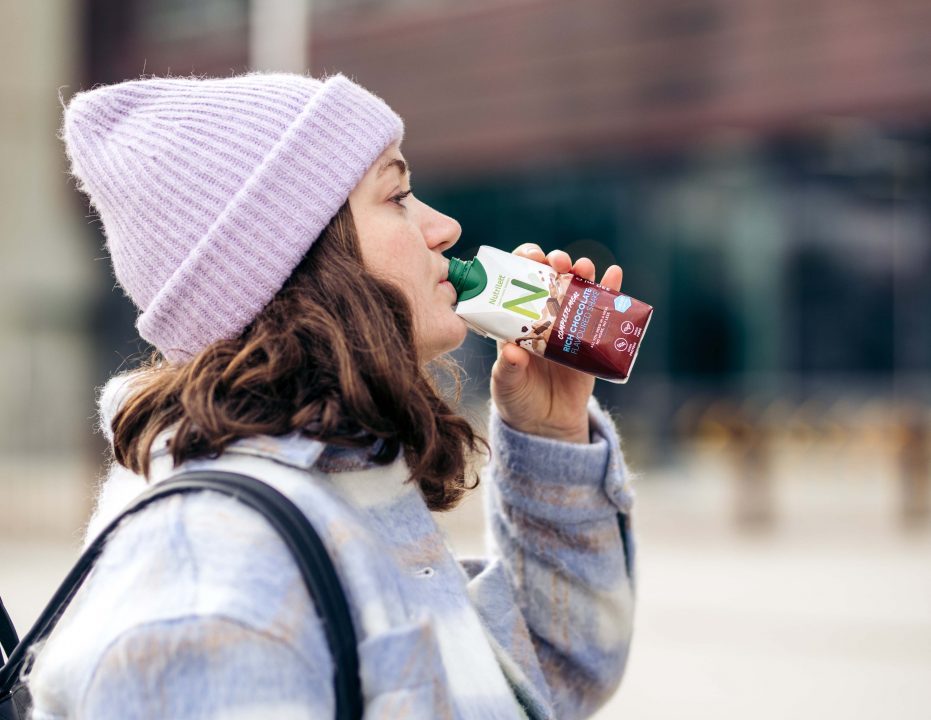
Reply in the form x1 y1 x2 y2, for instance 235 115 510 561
420 318 469 363
449 315 469 346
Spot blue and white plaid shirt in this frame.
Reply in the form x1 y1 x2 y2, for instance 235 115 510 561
26 377 636 720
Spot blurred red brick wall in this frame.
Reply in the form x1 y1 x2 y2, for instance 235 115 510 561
312 0 931 177
91 0 931 179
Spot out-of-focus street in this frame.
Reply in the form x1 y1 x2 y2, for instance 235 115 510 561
2 1 930 717
602 488 931 718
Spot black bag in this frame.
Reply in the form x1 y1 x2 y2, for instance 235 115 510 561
0 470 362 720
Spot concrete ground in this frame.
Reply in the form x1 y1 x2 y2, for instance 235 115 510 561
2 446 930 719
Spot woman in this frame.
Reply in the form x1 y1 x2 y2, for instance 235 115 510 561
27 72 636 719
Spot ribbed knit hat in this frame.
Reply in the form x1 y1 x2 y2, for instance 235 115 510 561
62 72 404 363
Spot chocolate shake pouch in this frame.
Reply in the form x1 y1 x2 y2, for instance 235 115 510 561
449 245 653 383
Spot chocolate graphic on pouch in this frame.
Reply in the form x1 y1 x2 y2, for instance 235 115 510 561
448 245 654 384
514 319 553 355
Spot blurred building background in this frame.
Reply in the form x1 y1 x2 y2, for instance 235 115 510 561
1 1 929 718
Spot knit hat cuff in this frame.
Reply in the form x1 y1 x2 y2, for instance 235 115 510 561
137 73 405 363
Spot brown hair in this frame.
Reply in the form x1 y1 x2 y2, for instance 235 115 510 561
110 201 487 512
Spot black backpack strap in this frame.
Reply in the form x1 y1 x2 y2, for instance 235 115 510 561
0 598 18 664
0 469 362 720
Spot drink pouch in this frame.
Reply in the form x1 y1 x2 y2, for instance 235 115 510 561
449 245 653 384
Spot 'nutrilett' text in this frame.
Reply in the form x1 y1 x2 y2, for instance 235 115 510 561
488 274 506 306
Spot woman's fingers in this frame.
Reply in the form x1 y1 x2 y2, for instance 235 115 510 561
600 264 623 292
513 245 622 291
571 256 596 281
545 249 572 273
514 243 546 263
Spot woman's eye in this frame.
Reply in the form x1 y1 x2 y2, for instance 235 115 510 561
390 189 413 207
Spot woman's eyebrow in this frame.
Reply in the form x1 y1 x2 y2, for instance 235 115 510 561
377 158 411 178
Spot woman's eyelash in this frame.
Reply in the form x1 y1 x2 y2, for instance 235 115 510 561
390 189 413 206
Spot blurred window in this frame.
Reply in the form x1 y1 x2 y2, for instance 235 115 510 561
138 0 248 43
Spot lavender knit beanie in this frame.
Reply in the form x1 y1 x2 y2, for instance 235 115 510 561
62 72 404 363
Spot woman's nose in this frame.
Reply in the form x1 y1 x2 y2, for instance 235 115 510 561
422 202 461 253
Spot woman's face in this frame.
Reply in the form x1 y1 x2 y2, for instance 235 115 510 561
349 141 467 363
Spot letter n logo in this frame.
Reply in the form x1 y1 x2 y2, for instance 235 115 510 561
503 279 547 319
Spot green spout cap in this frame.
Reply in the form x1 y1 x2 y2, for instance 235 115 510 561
448 255 487 302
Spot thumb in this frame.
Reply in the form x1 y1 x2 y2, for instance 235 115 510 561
495 343 530 391
497 342 530 375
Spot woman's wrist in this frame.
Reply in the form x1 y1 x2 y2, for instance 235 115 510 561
511 418 591 445
543 424 590 445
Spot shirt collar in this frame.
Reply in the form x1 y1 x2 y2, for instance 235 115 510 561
148 426 391 474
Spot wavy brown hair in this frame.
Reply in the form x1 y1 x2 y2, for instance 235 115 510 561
110 201 487 512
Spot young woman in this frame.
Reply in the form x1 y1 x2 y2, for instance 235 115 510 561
27 72 636 720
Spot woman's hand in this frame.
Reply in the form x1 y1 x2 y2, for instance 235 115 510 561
490 243 623 444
